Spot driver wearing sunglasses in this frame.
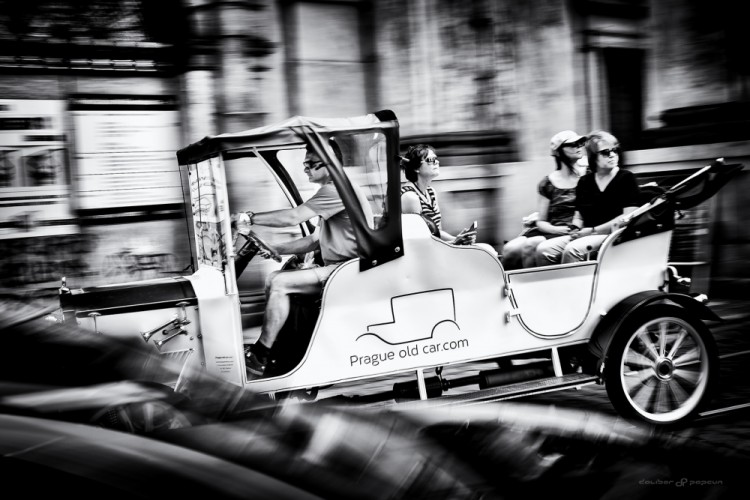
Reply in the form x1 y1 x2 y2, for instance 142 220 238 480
240 138 374 379
303 160 326 171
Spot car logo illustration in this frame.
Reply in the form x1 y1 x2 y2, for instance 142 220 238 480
356 288 460 345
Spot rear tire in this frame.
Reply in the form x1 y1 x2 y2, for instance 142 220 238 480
604 304 718 426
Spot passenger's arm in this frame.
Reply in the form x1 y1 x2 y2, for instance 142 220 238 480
247 204 318 228
574 206 638 238
439 229 458 242
569 211 583 230
401 191 421 214
567 211 585 239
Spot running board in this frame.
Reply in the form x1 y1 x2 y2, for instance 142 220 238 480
394 373 599 410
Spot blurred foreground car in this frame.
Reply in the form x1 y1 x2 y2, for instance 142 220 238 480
154 398 747 500
0 413 323 499
0 292 259 433
1 293 746 499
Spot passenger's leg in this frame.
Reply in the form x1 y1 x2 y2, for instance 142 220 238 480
535 235 571 266
501 236 527 270
561 234 607 263
521 236 546 268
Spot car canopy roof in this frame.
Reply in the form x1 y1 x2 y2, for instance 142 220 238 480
177 110 398 165
177 110 404 272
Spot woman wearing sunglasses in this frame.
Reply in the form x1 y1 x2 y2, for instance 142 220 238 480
400 144 476 245
501 130 588 270
536 130 641 265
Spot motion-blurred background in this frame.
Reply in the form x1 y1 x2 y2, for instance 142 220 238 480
0 0 747 298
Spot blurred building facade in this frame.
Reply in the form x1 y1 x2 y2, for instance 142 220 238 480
0 0 747 296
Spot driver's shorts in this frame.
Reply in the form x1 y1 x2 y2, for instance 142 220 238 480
311 262 345 285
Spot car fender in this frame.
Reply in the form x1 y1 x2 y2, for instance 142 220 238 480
588 290 721 370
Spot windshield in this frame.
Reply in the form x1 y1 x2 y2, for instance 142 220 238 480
328 130 389 231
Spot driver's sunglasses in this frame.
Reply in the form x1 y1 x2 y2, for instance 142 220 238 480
303 161 326 171
597 147 620 158
423 157 439 165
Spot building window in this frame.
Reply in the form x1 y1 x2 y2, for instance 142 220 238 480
603 47 644 149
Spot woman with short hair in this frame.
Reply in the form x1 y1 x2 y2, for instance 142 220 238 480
536 130 641 265
502 130 588 269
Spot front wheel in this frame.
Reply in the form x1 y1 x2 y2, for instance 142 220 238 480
604 304 718 426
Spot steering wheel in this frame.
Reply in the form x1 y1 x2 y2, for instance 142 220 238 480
238 231 281 262
234 230 281 278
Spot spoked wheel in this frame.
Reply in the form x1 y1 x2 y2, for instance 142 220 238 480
604 304 718 426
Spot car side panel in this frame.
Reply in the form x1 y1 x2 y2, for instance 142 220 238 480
248 215 592 392
507 264 596 337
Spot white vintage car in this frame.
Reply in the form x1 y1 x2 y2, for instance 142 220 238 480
58 110 743 426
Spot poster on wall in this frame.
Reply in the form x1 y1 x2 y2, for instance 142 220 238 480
70 95 183 211
0 99 77 239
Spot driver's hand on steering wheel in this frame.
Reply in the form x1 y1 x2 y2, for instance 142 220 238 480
231 212 252 236
256 246 280 261
252 237 282 262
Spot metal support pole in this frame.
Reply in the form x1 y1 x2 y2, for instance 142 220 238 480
416 368 428 400
551 347 563 377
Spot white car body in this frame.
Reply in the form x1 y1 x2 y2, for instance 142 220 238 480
61 110 742 425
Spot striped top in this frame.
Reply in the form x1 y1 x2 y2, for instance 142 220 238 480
401 183 442 230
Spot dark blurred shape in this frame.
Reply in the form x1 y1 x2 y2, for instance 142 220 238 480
160 402 500 500
572 0 650 20
401 130 518 166
397 402 747 499
1 292 247 432
157 398 749 500
0 413 323 499
0 0 188 71
1 0 140 41
0 150 15 187
642 101 750 148
138 0 189 45
1 296 158 386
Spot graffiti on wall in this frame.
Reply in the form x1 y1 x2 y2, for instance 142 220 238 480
0 234 95 288
0 215 193 291
101 248 181 282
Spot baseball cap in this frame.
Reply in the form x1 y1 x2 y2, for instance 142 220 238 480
550 130 586 156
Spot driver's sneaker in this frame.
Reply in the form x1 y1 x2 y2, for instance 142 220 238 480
244 343 269 380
